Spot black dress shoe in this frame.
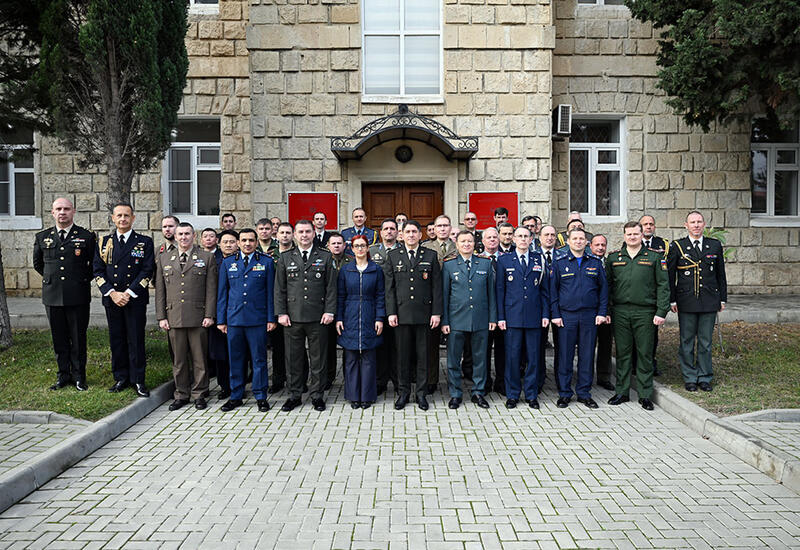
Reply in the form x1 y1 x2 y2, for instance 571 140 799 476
505 398 518 409
699 382 712 392
195 398 207 410
351 401 361 409
448 397 461 409
75 380 88 392
268 383 283 395
135 384 150 398
168 399 189 411
639 398 654 411
394 394 409 410
471 394 490 408
48 379 71 391
608 394 630 405
257 399 270 412
417 395 429 411
557 397 570 408
597 381 615 391
220 399 243 412
527 399 540 409
685 382 698 392
577 397 599 409
218 388 231 400
281 397 301 412
361 401 372 409
312 398 326 411
108 380 130 393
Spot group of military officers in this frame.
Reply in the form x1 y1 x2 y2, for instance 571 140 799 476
35 198 727 414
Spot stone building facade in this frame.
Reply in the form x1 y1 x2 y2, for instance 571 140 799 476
1 0 798 295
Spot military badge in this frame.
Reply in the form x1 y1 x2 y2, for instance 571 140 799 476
43 237 54 248
229 263 238 271
423 272 428 280
508 275 513 281
316 272 322 278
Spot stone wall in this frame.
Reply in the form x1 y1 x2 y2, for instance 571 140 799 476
553 0 800 294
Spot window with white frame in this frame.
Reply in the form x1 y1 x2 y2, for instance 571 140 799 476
0 126 35 217
569 119 623 217
751 118 799 217
362 0 442 99
577 0 626 5
166 119 221 217
188 0 218 14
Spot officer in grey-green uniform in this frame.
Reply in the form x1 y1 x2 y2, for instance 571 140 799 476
325 232 351 389
369 218 401 393
604 221 670 410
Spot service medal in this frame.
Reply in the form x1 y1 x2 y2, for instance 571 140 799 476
423 272 428 280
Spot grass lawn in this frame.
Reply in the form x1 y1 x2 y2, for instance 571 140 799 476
0 328 173 422
655 322 800 417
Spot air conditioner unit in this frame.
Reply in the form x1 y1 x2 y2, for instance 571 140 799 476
552 104 572 137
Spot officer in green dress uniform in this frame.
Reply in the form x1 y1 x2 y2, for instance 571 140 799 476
604 221 670 411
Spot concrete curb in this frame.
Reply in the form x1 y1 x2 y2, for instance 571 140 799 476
652 381 800 495
0 411 92 426
0 380 174 514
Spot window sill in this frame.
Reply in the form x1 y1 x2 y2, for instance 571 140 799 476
361 95 444 105
750 216 800 227
580 215 626 225
0 217 42 231
188 6 218 17
170 215 220 231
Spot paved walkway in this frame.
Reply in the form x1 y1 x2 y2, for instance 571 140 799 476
1 382 799 549
0 421 88 477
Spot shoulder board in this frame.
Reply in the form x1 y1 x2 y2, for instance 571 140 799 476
444 256 457 262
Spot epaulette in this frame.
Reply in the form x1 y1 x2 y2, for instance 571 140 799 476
585 251 599 260
444 256 458 262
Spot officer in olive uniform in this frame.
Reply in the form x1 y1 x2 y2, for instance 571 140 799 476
34 198 96 391
667 210 727 392
326 232 351 390
369 218 401 393
604 221 670 410
275 220 338 412
384 220 442 410
93 203 155 397
442 231 496 409
634 214 670 376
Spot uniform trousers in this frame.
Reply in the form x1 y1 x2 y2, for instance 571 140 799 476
272 324 308 389
208 327 230 393
105 302 147 385
557 309 598 400
426 326 442 389
538 323 561 393
504 327 541 400
487 329 505 394
595 322 613 385
169 327 209 400
325 324 339 387
395 324 429 398
46 303 90 383
343 349 377 403
678 311 716 384
227 325 269 401
612 305 655 399
447 329 488 399
285 322 327 400
376 325 398 390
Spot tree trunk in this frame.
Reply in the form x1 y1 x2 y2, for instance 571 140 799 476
0 243 14 349
106 153 132 210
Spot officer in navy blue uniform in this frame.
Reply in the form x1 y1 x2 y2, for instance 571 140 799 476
341 207 377 253
216 228 277 412
536 224 563 393
496 226 550 409
550 228 609 409
93 203 154 397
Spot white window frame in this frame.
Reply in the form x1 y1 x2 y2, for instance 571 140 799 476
361 0 444 104
576 0 627 6
0 134 41 230
750 122 800 226
568 117 626 223
188 0 218 15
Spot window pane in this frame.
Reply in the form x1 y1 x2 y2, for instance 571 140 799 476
10 151 33 168
570 150 589 213
577 0 598 3
750 150 768 214
364 36 400 95
597 150 617 164
197 171 221 216
0 125 33 145
596 171 620 216
198 147 220 165
14 172 34 216
169 148 191 181
363 0 399 31
604 0 626 4
405 0 439 31
774 171 798 215
751 118 799 144
571 120 620 143
777 150 797 164
404 36 439 95
170 181 191 214
194 0 218 4
175 119 220 143
0 182 8 214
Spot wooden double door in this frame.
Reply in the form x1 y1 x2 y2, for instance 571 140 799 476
362 182 443 230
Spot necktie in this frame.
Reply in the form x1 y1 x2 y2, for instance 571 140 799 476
545 250 552 265
180 253 187 268
243 254 249 269
409 249 415 263
441 242 447 256
302 250 308 263
693 240 701 254
645 239 651 249
521 254 527 270
59 229 66 242
119 234 125 246
466 259 471 271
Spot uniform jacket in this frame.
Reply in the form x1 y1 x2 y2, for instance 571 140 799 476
341 226 377 247
550 251 608 318
158 242 177 256
258 239 280 260
331 253 353 271
442 255 497 331
422 238 457 266
384 244 442 324
155 245 217 328
336 261 385 351
208 248 228 360
217 250 275 327
274 245 337 322
667 236 727 313
496 249 549 328
314 230 332 248
643 235 669 254
93 231 155 306
605 247 670 317
34 225 95 307
368 242 397 267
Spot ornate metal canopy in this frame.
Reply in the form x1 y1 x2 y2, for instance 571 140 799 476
330 104 479 161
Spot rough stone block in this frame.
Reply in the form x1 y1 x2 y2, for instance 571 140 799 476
308 95 335 115
298 5 328 24
497 6 526 24
702 134 727 152
331 5 359 24
498 95 525 115
472 6 495 24
300 51 329 72
280 96 307 115
293 160 323 181
485 159 514 181
198 21 223 40
331 50 358 71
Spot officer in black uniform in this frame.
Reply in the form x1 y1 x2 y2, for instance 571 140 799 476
93 203 155 397
33 198 96 391
369 218 400 394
